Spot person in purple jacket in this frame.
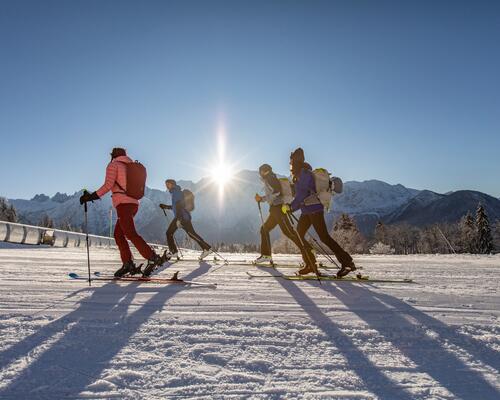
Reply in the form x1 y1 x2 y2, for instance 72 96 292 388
282 148 357 277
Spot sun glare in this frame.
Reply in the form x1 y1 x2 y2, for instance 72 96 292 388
211 162 233 186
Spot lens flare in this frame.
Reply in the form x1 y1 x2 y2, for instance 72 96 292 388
211 162 233 186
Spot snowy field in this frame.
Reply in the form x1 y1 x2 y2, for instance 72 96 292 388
0 245 498 399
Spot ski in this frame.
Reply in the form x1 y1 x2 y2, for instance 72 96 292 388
68 272 217 288
248 261 340 270
245 271 414 283
223 260 362 270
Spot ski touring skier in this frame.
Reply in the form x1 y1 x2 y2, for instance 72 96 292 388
254 164 317 273
158 179 213 268
79 147 165 277
282 147 357 278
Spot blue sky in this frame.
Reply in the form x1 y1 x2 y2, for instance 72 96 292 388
1 0 499 199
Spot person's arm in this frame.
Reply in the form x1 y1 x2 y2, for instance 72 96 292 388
96 162 118 198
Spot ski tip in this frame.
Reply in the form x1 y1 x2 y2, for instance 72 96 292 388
68 272 79 279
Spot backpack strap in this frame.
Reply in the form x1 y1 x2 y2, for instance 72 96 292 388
113 160 127 194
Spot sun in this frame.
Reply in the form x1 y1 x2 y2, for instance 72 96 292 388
211 162 233 186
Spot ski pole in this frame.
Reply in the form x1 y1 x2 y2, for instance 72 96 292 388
83 200 91 287
288 212 340 269
257 200 265 225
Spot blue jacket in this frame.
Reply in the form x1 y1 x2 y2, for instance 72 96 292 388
290 168 324 215
169 185 191 221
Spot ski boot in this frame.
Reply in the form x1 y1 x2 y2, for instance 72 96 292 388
297 264 321 276
142 253 166 277
199 248 214 261
114 260 135 278
128 263 143 276
337 261 357 278
253 255 273 266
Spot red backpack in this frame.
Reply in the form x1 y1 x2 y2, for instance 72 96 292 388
117 160 147 200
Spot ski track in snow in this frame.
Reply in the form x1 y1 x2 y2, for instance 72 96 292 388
0 247 498 399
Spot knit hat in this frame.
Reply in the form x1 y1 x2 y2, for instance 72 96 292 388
290 147 305 164
110 147 126 159
258 164 272 176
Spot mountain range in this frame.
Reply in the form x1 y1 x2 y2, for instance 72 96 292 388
6 170 500 244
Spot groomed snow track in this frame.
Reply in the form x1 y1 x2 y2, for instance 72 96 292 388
0 246 498 399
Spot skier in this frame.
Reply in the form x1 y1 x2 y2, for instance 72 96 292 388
282 148 357 277
79 147 164 277
158 179 212 266
254 164 317 273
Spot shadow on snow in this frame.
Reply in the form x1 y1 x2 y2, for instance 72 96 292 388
0 261 213 399
312 280 499 399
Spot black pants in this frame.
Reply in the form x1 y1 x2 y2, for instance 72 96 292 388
261 205 316 266
166 218 211 253
296 211 353 267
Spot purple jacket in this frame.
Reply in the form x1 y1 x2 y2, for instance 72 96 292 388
290 168 324 215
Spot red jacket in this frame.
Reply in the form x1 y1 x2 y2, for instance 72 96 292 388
96 156 139 208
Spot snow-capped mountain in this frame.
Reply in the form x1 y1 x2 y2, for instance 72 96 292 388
6 172 500 243
386 190 500 226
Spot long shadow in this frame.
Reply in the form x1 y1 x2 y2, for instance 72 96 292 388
372 290 500 372
314 282 499 399
269 272 415 399
0 261 214 399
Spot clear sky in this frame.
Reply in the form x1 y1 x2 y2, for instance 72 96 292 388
1 0 499 199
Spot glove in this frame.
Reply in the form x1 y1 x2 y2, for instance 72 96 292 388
281 204 291 214
255 194 263 203
80 190 99 205
159 203 172 210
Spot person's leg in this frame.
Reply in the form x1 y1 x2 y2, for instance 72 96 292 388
117 204 155 260
296 214 313 246
310 212 353 266
182 220 211 250
166 218 179 254
114 211 132 263
260 207 279 256
275 209 316 266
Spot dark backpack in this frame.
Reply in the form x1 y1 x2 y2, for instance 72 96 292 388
117 160 147 200
182 189 195 212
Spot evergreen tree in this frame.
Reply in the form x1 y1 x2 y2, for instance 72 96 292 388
476 204 493 254
332 214 366 253
7 204 17 222
0 198 18 222
459 212 476 253
334 213 356 231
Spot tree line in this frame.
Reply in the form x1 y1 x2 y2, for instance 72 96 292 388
274 204 499 255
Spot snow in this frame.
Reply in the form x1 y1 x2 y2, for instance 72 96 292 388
0 247 498 399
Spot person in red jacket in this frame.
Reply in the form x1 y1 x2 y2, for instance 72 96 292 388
80 147 164 277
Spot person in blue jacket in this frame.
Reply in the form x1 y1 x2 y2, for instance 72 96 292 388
282 148 356 277
154 180 212 270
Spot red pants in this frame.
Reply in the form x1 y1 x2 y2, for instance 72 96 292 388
114 203 154 263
